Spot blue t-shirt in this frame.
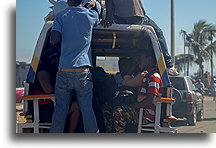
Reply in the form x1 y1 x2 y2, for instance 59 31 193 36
52 7 98 68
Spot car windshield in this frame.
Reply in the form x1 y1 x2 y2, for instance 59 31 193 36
170 77 186 90
186 77 196 90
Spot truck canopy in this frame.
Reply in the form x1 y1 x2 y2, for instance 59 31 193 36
26 22 170 87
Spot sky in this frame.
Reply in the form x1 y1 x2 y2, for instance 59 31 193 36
16 0 216 63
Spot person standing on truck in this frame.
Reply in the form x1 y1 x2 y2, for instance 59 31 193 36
49 0 99 133
101 0 178 76
45 0 101 22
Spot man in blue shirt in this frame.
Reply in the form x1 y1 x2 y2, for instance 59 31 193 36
49 0 99 133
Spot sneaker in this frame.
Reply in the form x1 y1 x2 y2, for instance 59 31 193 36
168 67 179 76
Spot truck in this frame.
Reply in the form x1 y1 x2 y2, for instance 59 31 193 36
17 0 177 133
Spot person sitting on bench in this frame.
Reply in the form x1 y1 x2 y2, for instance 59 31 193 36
102 56 147 133
110 51 163 133
30 47 81 132
29 47 60 123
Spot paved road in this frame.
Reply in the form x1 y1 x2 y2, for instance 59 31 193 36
172 96 216 133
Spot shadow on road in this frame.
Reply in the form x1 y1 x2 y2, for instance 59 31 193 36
203 118 216 121
171 119 188 127
170 117 216 127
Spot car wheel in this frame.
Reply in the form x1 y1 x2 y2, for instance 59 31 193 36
187 106 197 126
172 88 182 117
172 88 181 106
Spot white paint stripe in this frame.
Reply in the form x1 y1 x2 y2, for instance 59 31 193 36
153 73 161 78
149 82 160 89
146 118 154 122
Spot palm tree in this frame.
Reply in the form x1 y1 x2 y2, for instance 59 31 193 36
205 40 216 57
176 20 216 78
175 54 194 74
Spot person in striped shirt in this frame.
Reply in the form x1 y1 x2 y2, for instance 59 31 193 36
130 51 163 122
112 51 163 133
134 67 163 123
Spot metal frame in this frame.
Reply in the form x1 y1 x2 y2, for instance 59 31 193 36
137 97 177 133
17 94 55 133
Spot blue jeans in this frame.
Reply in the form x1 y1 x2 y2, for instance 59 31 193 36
50 71 98 133
113 15 173 68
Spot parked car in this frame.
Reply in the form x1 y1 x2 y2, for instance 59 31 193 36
170 76 204 125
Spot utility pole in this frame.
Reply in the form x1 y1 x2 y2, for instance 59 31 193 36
184 33 186 75
181 30 187 75
187 43 190 76
171 0 175 66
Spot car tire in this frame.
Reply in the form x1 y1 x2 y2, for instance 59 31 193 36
187 106 197 126
172 88 181 107
172 88 182 117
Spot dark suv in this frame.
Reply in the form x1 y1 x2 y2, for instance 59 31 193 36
170 76 204 125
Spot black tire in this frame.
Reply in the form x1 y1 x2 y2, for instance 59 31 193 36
172 88 182 117
172 88 182 106
187 106 197 126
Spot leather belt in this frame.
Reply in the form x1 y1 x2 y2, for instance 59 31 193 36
58 67 90 72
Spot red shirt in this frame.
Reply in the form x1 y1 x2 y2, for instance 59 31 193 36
138 68 163 102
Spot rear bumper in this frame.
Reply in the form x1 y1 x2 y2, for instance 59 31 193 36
173 101 194 118
185 102 194 116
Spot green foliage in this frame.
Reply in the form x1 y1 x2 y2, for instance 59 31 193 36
176 20 215 77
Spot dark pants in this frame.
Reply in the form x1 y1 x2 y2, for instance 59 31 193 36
39 101 54 123
113 15 173 68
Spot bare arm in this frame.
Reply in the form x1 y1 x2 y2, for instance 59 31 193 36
123 71 148 87
50 30 61 46
37 71 54 94
84 1 100 15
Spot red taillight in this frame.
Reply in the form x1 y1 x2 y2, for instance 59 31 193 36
183 92 193 100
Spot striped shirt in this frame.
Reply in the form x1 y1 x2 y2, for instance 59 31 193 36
137 68 163 102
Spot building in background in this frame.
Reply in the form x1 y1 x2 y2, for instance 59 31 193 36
16 61 30 88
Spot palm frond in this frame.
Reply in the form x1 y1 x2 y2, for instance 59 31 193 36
175 54 194 73
200 49 211 61
204 40 216 54
179 20 215 77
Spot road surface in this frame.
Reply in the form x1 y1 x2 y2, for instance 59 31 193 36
173 96 216 133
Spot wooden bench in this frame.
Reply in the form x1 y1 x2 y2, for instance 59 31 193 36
137 97 177 133
17 94 55 133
